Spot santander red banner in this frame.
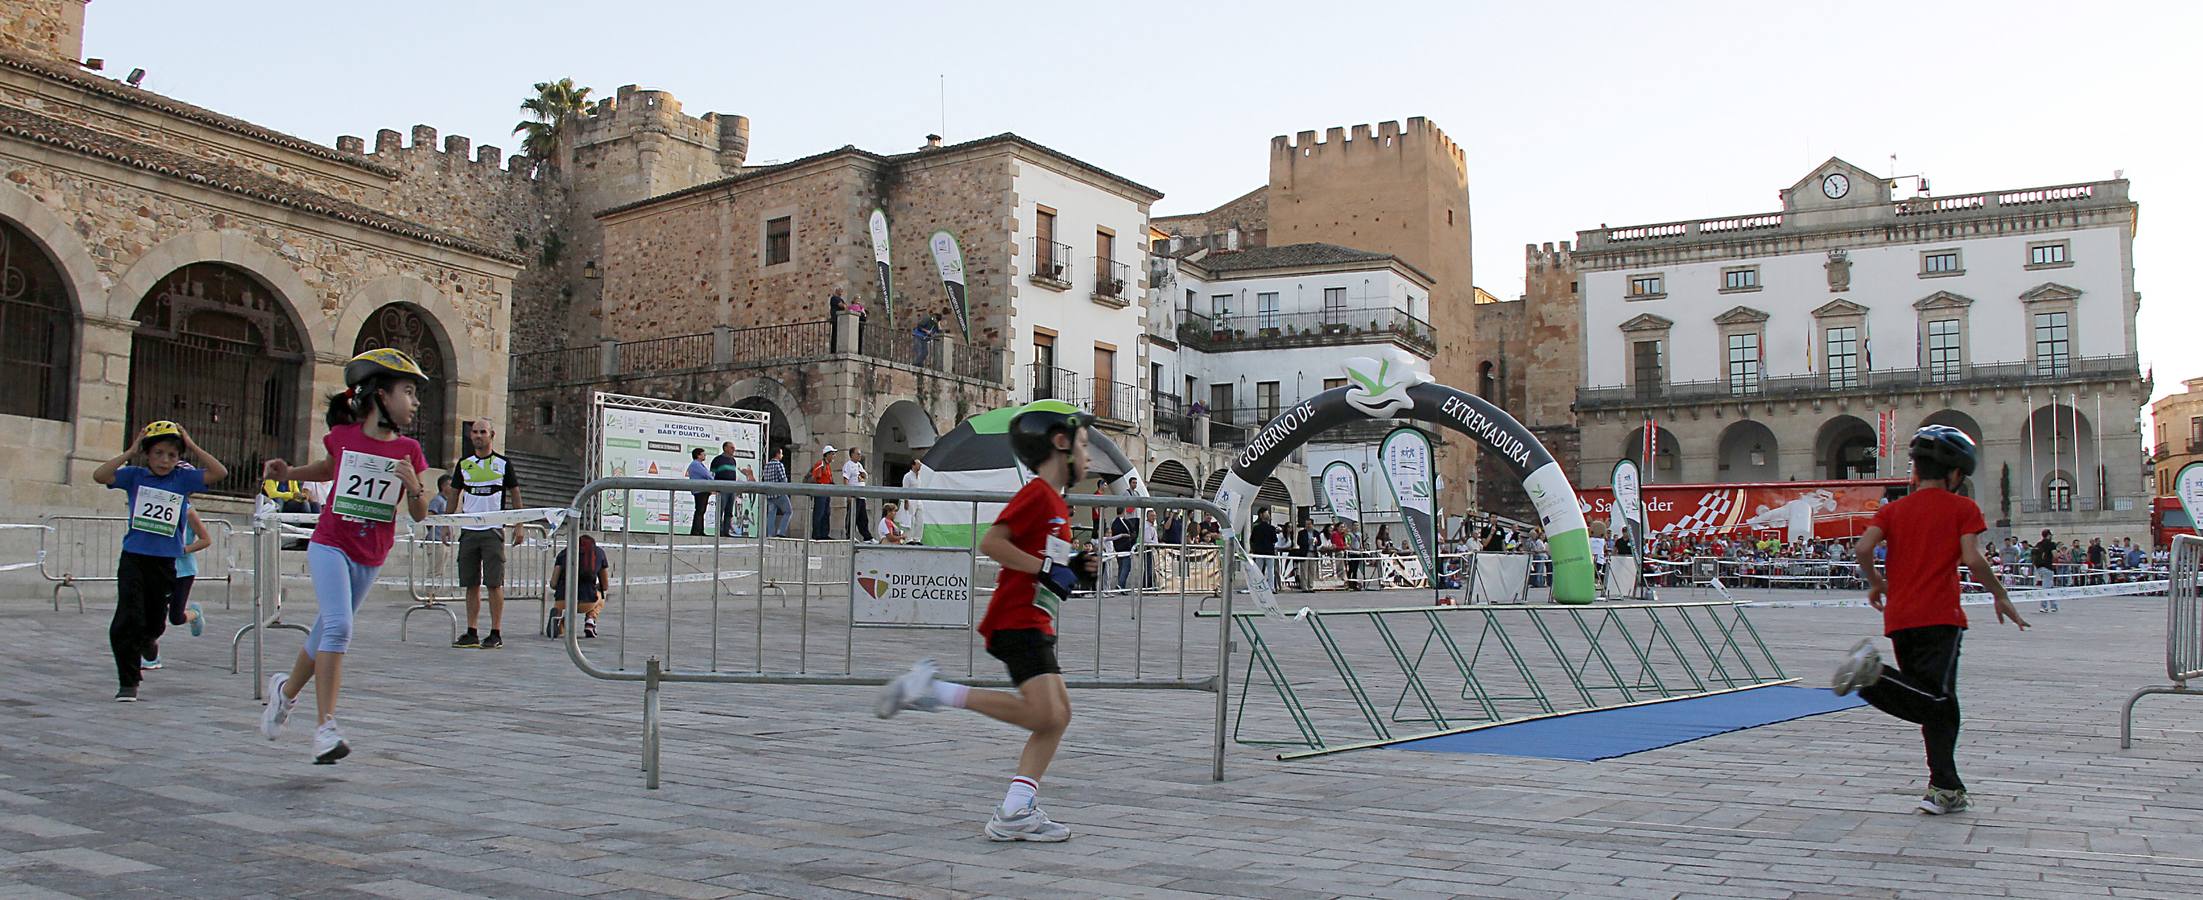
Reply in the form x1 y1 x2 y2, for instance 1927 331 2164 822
1577 479 1908 541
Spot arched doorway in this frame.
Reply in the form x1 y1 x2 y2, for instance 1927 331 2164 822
128 263 306 496
1257 476 1294 516
0 219 74 420
1715 420 1779 483
2020 404 2096 510
353 303 453 467
1919 409 1985 497
1201 468 1227 498
873 400 938 490
1620 424 1682 481
1149 459 1196 498
1816 415 1877 480
1477 361 1496 400
732 396 795 463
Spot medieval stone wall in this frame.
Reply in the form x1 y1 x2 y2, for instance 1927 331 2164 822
0 0 80 64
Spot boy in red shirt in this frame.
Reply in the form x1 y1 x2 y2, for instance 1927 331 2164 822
1833 425 2028 815
875 400 1098 841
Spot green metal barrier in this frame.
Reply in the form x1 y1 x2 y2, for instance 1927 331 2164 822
1202 600 1790 758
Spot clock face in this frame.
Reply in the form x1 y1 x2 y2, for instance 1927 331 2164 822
1822 173 1850 200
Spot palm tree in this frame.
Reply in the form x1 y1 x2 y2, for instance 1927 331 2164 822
512 78 593 163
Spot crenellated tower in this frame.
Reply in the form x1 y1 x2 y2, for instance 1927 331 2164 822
1268 118 1476 509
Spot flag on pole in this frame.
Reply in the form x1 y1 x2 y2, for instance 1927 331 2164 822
2095 392 2106 504
2026 389 2038 504
1806 322 1815 374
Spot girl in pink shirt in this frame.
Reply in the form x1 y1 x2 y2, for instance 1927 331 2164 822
256 349 431 764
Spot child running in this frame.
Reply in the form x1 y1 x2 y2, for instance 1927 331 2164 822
875 399 1099 841
257 349 431 763
1833 425 2028 815
141 504 211 670
93 421 228 701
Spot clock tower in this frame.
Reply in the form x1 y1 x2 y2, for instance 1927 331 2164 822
1779 158 1890 226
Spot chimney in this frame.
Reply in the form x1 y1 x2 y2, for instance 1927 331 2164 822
922 134 942 150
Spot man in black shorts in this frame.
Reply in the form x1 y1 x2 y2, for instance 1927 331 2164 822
447 421 522 650
876 399 1097 842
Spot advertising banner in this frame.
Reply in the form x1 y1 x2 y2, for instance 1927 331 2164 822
596 403 764 534
928 230 970 336
1321 460 1362 523
1379 426 1438 582
852 543 975 627
869 208 894 323
2177 462 2203 536
1576 478 1907 542
1610 458 1643 550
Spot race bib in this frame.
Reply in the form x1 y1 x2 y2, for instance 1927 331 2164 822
1044 534 1074 566
334 450 405 523
130 486 183 537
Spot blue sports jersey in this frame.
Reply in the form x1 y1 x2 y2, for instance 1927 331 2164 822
109 466 208 558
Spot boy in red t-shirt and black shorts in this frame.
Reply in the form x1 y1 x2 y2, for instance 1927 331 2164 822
1833 425 2028 815
875 400 1098 841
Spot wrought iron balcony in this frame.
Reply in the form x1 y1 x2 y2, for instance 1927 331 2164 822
1092 256 1130 306
1177 307 1436 356
1577 353 2142 410
1030 238 1072 290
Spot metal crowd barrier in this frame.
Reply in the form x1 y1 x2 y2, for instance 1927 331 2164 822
555 478 1239 789
2121 534 2202 748
1204 598 1789 757
398 524 554 641
37 514 239 613
239 512 314 688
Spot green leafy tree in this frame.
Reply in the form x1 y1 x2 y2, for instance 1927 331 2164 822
512 78 593 163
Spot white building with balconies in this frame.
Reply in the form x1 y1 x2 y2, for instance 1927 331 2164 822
1573 158 2148 539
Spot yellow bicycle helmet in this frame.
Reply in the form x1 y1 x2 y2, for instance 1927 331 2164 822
344 347 429 389
138 420 183 451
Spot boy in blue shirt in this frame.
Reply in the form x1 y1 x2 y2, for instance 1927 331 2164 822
93 421 228 701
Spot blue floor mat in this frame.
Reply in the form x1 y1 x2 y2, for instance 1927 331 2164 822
1392 685 1867 761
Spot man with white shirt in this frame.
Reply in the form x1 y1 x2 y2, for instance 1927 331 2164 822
900 456 925 544
843 448 873 541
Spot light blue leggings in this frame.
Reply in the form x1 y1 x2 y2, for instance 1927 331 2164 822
305 542 380 657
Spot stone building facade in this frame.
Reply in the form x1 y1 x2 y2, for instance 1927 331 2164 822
0 0 532 512
1470 245 1585 521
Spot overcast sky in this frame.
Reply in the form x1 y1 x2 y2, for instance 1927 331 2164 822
85 0 2200 429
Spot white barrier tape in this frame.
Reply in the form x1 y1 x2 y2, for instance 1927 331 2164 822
1748 580 2170 609
414 507 571 531
0 523 53 531
0 561 41 572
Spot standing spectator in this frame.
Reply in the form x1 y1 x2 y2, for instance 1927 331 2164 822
1161 510 1184 545
843 448 873 541
828 288 847 349
1295 517 1320 592
2029 529 2059 613
426 475 454 543
709 441 743 537
1251 508 1279 584
2087 538 2107 586
760 446 792 538
912 312 940 368
901 456 925 541
809 446 838 539
446 421 522 651
1109 507 1139 589
1141 509 1159 587
685 447 713 536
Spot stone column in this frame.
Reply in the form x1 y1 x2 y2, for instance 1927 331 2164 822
712 325 734 365
833 310 860 355
66 317 139 486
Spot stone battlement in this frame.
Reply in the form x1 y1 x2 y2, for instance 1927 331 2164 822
338 125 540 177
1527 240 1573 270
1270 117 1465 176
571 84 749 168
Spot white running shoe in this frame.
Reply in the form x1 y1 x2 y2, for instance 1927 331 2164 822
1831 639 1883 696
986 804 1071 842
312 719 350 765
260 673 294 740
874 658 943 719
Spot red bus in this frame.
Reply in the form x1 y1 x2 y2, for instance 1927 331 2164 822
2152 496 2195 549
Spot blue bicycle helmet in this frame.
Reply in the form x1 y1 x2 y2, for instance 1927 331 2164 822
1908 424 1977 476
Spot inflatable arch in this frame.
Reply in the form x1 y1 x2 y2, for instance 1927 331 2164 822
1210 355 1596 608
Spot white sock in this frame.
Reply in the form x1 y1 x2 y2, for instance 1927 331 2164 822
931 680 969 709
1001 775 1038 816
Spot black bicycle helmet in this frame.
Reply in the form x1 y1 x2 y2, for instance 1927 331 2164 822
1908 424 1977 476
1007 399 1091 471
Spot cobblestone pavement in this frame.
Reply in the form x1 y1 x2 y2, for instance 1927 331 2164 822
0 580 2198 899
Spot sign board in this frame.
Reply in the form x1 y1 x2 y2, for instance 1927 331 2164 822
852 543 974 628
592 393 768 534
1471 553 1531 604
1577 478 1907 541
